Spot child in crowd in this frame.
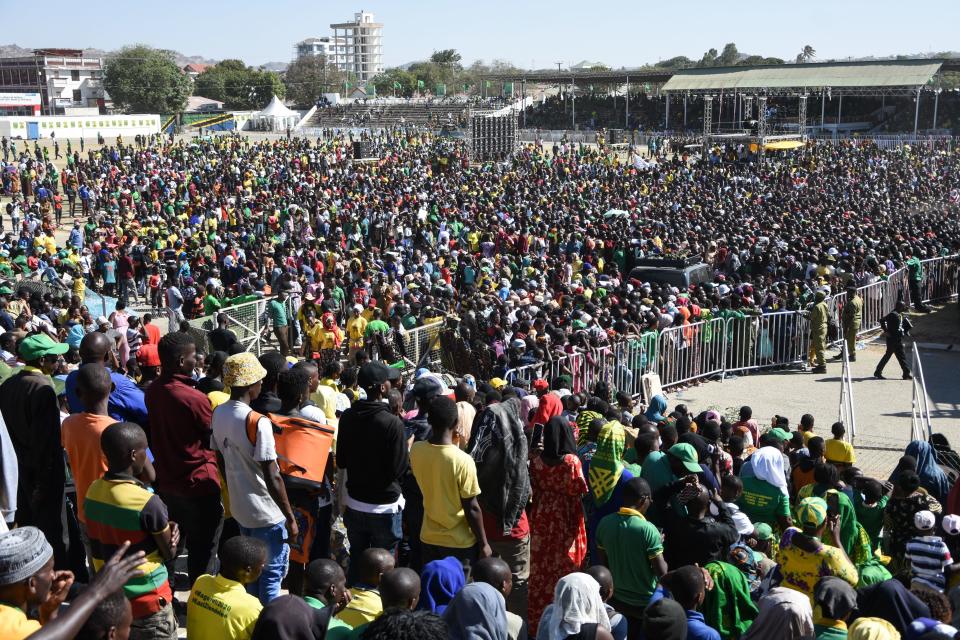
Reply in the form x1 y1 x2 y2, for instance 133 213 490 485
187 536 267 640
905 510 954 593
853 477 891 552
585 565 628 640
336 547 395 628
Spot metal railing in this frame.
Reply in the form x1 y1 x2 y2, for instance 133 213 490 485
910 343 933 443
188 297 271 355
482 255 957 400
839 341 857 440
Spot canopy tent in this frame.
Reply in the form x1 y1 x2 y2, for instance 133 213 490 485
251 95 299 132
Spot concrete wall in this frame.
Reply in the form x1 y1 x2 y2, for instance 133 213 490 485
0 114 160 140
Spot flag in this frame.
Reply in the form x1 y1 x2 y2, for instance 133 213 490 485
393 81 402 89
462 83 469 92
484 80 492 89
417 79 425 89
366 84 376 97
435 83 446 96
643 82 651 92
503 82 514 97
345 81 352 90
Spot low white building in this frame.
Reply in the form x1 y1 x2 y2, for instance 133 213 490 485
0 114 161 140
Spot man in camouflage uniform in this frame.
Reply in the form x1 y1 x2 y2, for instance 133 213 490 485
841 284 862 362
808 289 829 374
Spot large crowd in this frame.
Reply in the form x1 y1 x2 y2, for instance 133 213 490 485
0 129 958 640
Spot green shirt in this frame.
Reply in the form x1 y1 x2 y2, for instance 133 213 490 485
303 596 353 639
854 492 888 551
203 294 222 316
595 508 663 607
738 476 790 527
365 319 389 336
814 621 848 639
268 299 289 327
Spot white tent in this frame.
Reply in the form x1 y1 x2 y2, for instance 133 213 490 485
252 95 299 132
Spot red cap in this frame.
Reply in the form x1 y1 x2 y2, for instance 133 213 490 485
533 379 549 392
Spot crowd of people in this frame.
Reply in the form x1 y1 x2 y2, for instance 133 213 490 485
0 127 957 639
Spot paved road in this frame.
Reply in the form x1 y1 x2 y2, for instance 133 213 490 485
670 305 960 478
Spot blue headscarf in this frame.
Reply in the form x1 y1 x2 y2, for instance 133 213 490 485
418 556 465 614
904 440 951 503
441 582 508 640
644 394 668 423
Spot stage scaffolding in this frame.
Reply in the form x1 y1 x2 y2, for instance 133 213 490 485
467 109 519 161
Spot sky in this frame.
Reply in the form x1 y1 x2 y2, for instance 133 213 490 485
3 0 957 68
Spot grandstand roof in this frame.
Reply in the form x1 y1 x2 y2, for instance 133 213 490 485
662 60 944 95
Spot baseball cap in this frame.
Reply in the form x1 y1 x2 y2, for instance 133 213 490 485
489 377 507 390
18 334 69 362
667 443 702 474
358 361 400 389
753 522 775 542
532 378 549 392
796 497 828 528
914 510 936 532
767 428 793 443
943 514 960 537
412 376 444 400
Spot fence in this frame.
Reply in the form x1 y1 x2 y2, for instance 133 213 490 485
399 320 445 370
488 255 958 401
188 297 271 355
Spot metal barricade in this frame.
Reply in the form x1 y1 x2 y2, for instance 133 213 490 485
656 318 726 389
920 256 959 303
400 320 445 368
724 312 810 374
855 278 890 337
188 297 269 355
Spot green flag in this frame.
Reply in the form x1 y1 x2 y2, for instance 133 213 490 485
463 83 470 92
417 79 425 89
345 81 352 90
366 84 376 97
484 80 491 89
393 81 402 89
643 82 651 92
503 82 514 97
435 83 446 96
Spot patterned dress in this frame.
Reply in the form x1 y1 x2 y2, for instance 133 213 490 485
528 454 589 634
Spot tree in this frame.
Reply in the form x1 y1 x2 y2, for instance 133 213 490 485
797 45 817 63
656 56 694 69
429 49 463 84
194 60 285 110
699 48 719 67
370 68 417 97
284 55 344 107
103 45 191 114
718 43 740 66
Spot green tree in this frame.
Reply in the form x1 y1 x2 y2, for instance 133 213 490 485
370 68 417 97
103 45 191 113
718 43 740 66
796 45 817 63
284 55 344 107
429 49 463 84
195 60 285 110
656 56 694 69
699 48 719 67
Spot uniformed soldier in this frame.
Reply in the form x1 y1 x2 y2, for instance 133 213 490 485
809 289 829 373
875 300 913 380
841 284 862 361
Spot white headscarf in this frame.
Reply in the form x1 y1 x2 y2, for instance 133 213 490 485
743 587 815 640
750 446 789 497
536 573 611 640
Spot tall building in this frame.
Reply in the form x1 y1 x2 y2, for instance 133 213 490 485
295 36 348 62
0 49 106 115
330 10 383 83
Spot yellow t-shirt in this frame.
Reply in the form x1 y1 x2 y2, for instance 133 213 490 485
409 442 481 549
187 574 263 640
777 530 859 603
825 439 857 464
346 316 367 347
335 587 381 628
0 604 42 640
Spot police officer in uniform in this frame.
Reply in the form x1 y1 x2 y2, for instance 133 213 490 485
874 300 913 380
809 289 829 374
841 284 862 361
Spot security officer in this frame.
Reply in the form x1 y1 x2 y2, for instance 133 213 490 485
809 289 829 374
840 284 862 361
875 300 913 380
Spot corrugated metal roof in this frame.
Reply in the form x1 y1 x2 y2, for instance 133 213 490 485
662 60 942 92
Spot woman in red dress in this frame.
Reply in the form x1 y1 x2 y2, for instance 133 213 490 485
528 415 589 634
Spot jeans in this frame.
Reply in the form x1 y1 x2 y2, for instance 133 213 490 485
239 522 289 605
129 602 177 640
161 493 223 586
343 507 402 585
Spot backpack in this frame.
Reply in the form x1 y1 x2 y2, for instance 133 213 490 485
245 410 335 491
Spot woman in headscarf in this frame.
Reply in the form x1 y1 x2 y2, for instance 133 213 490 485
442 582 508 640
742 587 815 640
856 579 931 636
847 617 902 640
882 470 943 572
737 445 792 531
643 394 668 424
536 573 613 640
898 441 950 504
586 420 636 563
529 416 589 635
702 560 758 638
418 556 466 614
813 576 858 639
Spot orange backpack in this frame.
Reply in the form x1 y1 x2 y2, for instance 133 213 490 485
245 410 335 491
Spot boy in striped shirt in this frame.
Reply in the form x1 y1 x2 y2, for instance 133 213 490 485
85 422 180 639
905 510 953 592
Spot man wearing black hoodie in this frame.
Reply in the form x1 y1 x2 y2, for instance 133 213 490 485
336 361 407 584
